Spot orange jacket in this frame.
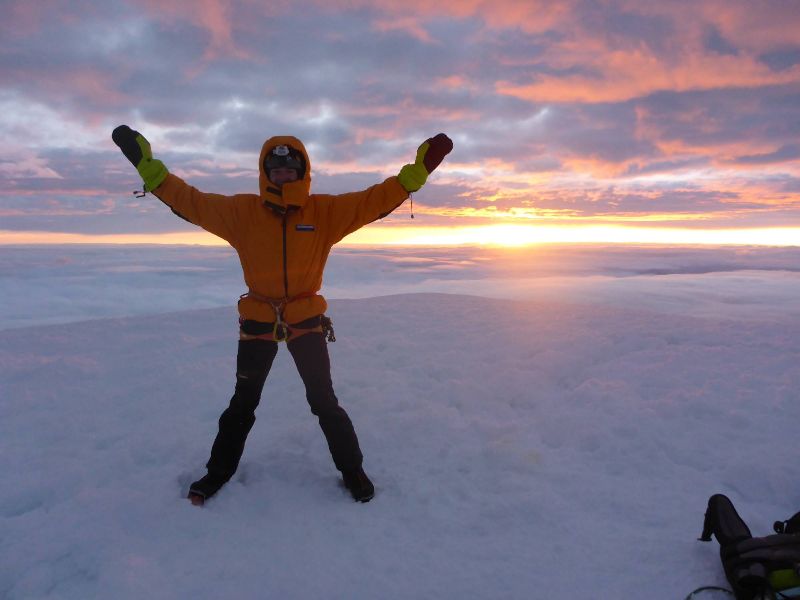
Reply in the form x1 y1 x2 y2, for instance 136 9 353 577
153 135 409 323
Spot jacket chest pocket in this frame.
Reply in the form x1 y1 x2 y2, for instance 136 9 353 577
287 222 320 265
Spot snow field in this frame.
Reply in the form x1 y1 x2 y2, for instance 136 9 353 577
2 293 799 598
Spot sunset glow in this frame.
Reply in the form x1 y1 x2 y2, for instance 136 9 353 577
1 1 798 245
4 225 800 248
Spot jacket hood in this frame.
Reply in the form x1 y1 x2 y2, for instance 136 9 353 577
259 135 311 211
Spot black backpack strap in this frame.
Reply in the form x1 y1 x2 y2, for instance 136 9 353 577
774 512 800 535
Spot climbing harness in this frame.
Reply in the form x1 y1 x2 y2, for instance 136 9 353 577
238 290 335 343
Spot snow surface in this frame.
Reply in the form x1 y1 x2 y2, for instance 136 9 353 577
2 245 800 599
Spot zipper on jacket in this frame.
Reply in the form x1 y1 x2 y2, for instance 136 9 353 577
281 213 289 297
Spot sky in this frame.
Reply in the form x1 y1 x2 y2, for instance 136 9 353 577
2 0 800 246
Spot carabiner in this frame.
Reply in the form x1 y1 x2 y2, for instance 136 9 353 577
269 300 289 342
272 319 289 342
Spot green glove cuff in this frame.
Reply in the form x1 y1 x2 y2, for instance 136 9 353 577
112 125 169 192
398 163 428 192
138 158 169 191
397 140 433 192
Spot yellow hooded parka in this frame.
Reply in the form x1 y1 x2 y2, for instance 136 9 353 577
153 135 409 323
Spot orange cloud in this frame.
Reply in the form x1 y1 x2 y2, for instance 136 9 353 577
323 0 573 34
371 16 436 43
70 69 130 105
497 52 799 104
312 1 800 105
435 75 479 92
654 1 800 51
0 152 62 179
141 0 251 66
293 0 799 50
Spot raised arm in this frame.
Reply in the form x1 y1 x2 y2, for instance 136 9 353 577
111 125 241 244
324 133 453 244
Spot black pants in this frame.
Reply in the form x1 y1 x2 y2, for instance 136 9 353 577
205 331 363 479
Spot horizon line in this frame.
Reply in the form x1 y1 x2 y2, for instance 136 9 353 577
1 224 800 248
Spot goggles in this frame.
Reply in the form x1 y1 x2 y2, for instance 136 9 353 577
264 145 305 176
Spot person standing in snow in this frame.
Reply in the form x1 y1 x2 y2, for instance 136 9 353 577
112 125 452 504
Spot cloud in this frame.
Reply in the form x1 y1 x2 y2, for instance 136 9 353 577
1 0 799 236
732 144 800 166
759 47 800 72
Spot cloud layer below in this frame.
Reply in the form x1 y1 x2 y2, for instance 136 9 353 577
4 243 800 329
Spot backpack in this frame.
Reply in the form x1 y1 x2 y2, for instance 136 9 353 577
697 494 800 599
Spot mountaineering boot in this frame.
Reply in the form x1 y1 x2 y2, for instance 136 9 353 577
187 471 229 506
342 467 375 503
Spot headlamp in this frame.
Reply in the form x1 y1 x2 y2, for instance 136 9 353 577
264 144 305 177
